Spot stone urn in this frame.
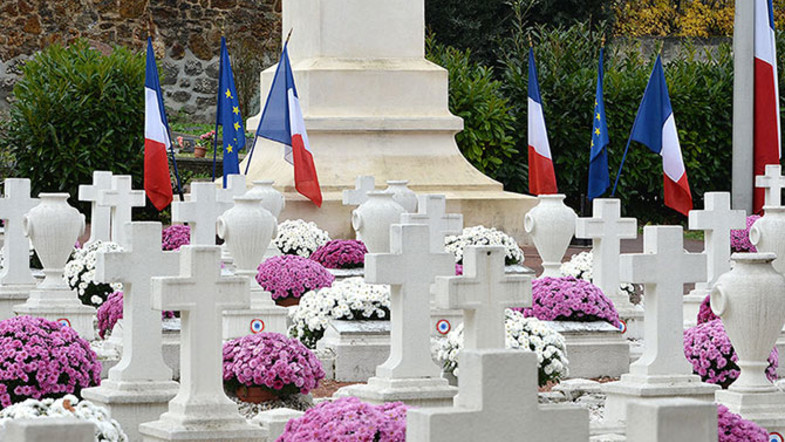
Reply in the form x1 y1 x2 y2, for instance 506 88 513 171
352 191 405 253
711 253 785 392
524 194 577 278
23 193 85 289
246 180 286 219
750 206 785 274
217 195 277 274
384 180 417 213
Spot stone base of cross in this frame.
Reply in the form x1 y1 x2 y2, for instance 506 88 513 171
616 305 645 341
336 375 457 408
407 350 589 441
0 286 32 322
14 290 96 340
140 417 267 442
222 275 288 339
716 389 785 436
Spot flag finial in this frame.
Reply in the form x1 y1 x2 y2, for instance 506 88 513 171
601 34 606 48
528 33 533 48
285 28 293 45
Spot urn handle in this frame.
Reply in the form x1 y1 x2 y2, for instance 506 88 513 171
523 213 536 235
351 210 363 231
749 224 762 247
710 284 727 317
79 214 86 238
217 216 229 242
22 214 33 239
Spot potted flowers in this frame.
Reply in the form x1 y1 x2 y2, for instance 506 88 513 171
194 130 215 158
161 224 190 251
273 219 331 257
63 240 124 307
222 332 325 403
518 276 621 327
444 225 524 265
310 240 367 269
256 255 334 306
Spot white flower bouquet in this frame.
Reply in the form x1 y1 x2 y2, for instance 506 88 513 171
444 225 524 265
274 219 331 258
560 251 636 300
63 241 123 307
0 394 127 441
289 277 390 349
432 309 569 386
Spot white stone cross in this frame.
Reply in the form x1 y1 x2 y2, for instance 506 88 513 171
78 171 113 244
620 226 706 376
433 246 530 350
95 222 179 383
688 192 745 290
401 194 463 253
755 164 785 207
98 175 145 248
216 174 247 204
366 223 454 379
575 198 637 308
171 182 231 246
0 179 38 286
149 245 249 421
342 175 375 206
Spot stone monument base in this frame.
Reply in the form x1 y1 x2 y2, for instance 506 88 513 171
616 305 644 341
431 308 463 338
223 302 289 339
335 376 457 407
139 405 266 442
14 288 96 340
0 284 32 321
548 321 630 379
602 373 719 426
82 380 178 442
716 389 785 436
317 320 390 382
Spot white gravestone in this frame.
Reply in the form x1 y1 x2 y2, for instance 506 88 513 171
342 175 376 206
138 245 265 442
336 224 457 406
625 398 718 442
81 222 179 442
78 170 113 244
603 226 719 428
0 179 38 319
98 175 145 248
401 194 465 337
171 182 231 246
756 164 785 207
685 192 746 327
3 418 95 442
407 246 589 442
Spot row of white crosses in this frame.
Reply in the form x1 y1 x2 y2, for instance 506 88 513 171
79 172 145 247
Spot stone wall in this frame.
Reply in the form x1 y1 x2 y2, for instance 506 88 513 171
0 0 282 121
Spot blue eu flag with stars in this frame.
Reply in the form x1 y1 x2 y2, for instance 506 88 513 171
214 37 244 188
588 47 610 200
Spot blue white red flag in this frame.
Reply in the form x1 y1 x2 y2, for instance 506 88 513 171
528 48 558 195
144 38 175 210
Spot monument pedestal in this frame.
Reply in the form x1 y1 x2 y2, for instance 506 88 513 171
14 287 95 340
616 305 644 341
716 389 785 436
431 307 462 338
83 380 178 442
139 411 266 442
336 375 457 407
317 320 390 382
223 298 289 339
0 284 32 321
548 321 629 379
602 373 719 426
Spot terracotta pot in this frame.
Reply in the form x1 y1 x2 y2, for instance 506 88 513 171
275 296 300 307
193 146 207 158
236 385 277 403
352 191 405 253
524 194 577 278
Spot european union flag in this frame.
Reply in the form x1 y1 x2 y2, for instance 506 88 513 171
588 47 610 200
214 37 244 188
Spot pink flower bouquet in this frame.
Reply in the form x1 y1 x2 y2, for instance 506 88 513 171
697 294 719 325
162 225 190 251
310 240 367 269
717 404 768 442
256 255 334 301
96 291 175 339
516 276 621 327
730 215 760 253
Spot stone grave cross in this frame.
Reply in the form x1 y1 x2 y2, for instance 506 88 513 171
172 182 231 246
401 194 463 253
575 198 637 308
433 246 530 350
78 171 113 244
216 174 247 204
688 192 745 290
755 164 785 207
366 223 454 379
0 179 38 286
149 245 249 421
620 226 706 376
95 222 179 383
342 175 375 206
97 175 145 247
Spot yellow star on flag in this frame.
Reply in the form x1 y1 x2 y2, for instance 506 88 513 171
226 144 233 153
225 89 233 99
232 106 239 115
233 121 241 131
596 113 601 121
591 140 594 148
595 128 601 136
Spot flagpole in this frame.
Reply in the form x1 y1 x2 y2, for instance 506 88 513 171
212 34 225 184
244 28 294 176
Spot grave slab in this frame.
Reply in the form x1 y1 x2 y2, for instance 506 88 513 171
317 320 390 382
3 418 95 442
548 321 630 379
626 398 718 442
0 179 39 320
250 408 304 442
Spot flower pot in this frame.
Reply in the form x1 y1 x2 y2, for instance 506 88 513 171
193 146 207 158
274 296 300 307
749 206 785 274
711 253 785 392
384 180 417 213
247 180 286 219
24 193 85 289
524 194 576 278
352 191 405 253
217 196 277 274
236 385 277 403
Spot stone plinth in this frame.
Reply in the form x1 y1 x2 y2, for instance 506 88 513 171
548 321 630 379
317 320 390 382
626 398 718 442
223 288 288 339
3 418 94 442
0 286 30 320
337 376 456 408
617 305 644 341
14 293 95 340
251 409 304 442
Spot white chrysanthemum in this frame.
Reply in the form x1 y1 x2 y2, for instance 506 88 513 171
560 251 636 298
274 219 331 258
62 241 124 306
444 225 524 265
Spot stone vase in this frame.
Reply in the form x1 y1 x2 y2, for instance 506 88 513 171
352 191 405 253
524 194 577 278
384 180 417 213
711 253 785 392
246 180 286 219
750 206 785 274
23 193 85 289
217 196 277 274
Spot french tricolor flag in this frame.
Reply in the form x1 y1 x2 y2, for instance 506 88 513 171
144 38 174 211
754 0 781 213
628 56 692 216
252 42 322 207
527 48 558 195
